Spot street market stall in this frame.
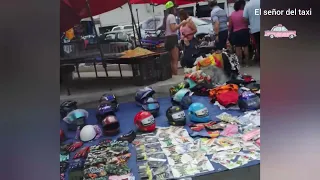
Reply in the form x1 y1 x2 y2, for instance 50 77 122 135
60 52 260 179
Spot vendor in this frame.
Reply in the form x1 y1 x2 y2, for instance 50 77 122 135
163 1 187 75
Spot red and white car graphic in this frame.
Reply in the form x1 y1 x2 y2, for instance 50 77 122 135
264 24 296 39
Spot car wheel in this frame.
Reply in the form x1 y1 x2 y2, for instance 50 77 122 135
270 35 274 38
289 34 294 39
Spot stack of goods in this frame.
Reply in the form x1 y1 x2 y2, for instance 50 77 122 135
133 127 214 179
83 141 133 180
121 47 155 58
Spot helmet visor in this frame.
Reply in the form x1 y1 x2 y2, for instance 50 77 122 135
171 111 186 120
195 108 209 117
141 116 155 126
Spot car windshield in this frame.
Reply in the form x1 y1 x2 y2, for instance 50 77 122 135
124 26 133 30
191 17 209 26
113 27 121 31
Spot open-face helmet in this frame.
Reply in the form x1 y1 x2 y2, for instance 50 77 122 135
102 115 120 136
238 91 260 112
134 111 156 132
60 100 77 119
166 106 186 126
172 88 193 110
99 94 119 111
96 103 116 124
188 103 210 123
142 97 160 117
79 125 96 142
135 87 155 106
63 109 88 131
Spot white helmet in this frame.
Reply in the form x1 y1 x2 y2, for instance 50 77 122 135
80 125 96 142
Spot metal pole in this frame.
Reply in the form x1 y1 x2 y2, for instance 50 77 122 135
85 0 108 77
136 8 142 40
128 2 141 46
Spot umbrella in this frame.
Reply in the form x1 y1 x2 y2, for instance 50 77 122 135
60 0 128 32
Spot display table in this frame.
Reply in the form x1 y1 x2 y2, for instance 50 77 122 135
61 96 260 179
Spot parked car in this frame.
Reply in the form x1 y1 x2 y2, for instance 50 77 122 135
99 30 134 52
264 24 296 39
140 16 214 38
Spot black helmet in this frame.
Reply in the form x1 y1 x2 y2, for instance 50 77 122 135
142 97 160 117
166 106 186 126
60 100 77 119
99 94 119 112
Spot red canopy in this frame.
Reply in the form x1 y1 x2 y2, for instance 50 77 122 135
60 0 128 32
130 0 204 5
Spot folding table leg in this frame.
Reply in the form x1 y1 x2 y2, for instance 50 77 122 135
103 63 108 77
76 64 80 79
93 62 98 78
118 64 123 78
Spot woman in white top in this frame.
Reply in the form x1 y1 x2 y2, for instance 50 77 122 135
163 1 187 75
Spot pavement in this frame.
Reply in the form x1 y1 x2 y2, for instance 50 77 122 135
60 65 260 108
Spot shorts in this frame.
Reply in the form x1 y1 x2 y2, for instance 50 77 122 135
215 30 228 50
232 29 250 47
165 35 178 51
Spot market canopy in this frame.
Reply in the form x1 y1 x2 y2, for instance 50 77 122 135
130 0 205 5
60 0 128 32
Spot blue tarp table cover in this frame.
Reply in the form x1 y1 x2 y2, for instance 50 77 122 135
61 96 260 179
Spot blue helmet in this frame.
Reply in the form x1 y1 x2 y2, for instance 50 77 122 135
238 91 260 112
96 103 116 124
142 97 160 117
135 87 155 106
172 88 193 110
188 103 210 123
99 94 119 111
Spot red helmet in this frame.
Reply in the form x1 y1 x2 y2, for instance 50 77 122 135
134 111 156 132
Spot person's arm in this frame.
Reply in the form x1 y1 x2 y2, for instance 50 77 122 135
168 15 186 32
243 6 249 24
211 15 220 35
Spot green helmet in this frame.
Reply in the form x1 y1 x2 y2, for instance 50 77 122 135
165 1 175 9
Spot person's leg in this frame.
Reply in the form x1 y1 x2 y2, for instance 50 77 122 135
171 46 179 75
243 46 249 65
253 32 260 62
235 47 243 65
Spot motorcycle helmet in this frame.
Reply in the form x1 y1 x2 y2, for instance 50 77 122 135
102 115 120 136
238 91 260 112
63 109 88 131
99 94 119 111
142 97 160 117
188 103 210 123
166 106 186 126
169 81 189 97
79 125 97 142
172 88 193 110
185 78 197 89
134 111 156 132
135 86 155 106
96 103 116 124
60 100 77 119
